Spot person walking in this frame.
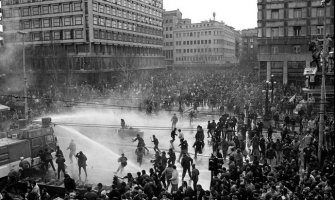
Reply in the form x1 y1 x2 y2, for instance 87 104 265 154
191 164 199 190
168 148 176 166
178 139 188 162
67 139 76 164
56 155 66 179
161 164 174 189
265 146 276 167
151 135 160 153
267 125 273 142
44 148 56 175
171 114 178 130
181 154 193 181
170 165 179 194
192 140 203 159
76 151 88 180
116 153 127 174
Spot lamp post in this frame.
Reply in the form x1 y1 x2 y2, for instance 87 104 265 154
270 74 275 104
265 81 270 118
318 0 330 164
17 31 28 120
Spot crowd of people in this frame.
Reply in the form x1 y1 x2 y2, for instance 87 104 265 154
6 107 334 200
0 68 334 200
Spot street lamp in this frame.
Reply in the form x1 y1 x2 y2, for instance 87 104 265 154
264 81 270 118
270 74 275 104
17 31 28 120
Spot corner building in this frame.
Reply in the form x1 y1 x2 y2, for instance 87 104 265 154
1 0 164 85
173 20 238 68
257 0 334 85
163 9 182 68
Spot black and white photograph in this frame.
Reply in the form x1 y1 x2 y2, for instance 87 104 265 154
0 0 334 199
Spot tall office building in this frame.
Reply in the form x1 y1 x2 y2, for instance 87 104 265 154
257 0 334 85
1 0 164 84
173 19 238 68
162 9 182 68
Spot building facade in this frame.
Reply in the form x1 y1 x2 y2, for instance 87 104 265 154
240 28 258 71
257 0 334 85
173 20 238 68
1 0 164 85
163 9 182 68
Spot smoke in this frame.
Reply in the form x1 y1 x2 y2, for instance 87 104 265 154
0 42 36 93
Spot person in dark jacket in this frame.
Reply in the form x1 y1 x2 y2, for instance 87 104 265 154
56 155 66 179
64 174 76 192
168 148 176 166
44 148 56 172
171 128 178 143
84 186 98 200
75 151 87 180
194 184 205 200
55 146 63 158
181 154 193 181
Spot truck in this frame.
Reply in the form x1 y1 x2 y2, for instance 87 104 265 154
0 118 57 179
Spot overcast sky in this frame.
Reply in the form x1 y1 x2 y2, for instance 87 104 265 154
164 0 258 30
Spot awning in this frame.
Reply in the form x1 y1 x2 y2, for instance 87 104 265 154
303 67 317 76
0 104 10 112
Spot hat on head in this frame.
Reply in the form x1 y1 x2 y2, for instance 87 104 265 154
20 157 24 160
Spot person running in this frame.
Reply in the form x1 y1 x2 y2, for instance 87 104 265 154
193 140 203 159
75 151 88 180
67 139 76 164
151 135 160 153
136 147 145 167
171 113 178 130
133 134 149 154
116 153 128 174
171 128 178 143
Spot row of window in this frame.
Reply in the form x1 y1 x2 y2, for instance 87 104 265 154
93 15 162 37
13 16 83 30
5 29 84 42
175 48 235 54
175 30 235 39
2 0 163 9
174 39 235 47
175 56 233 62
259 45 305 54
260 7 332 21
93 29 162 45
258 25 328 38
93 0 162 19
92 4 162 27
98 0 163 10
2 2 82 18
175 40 212 45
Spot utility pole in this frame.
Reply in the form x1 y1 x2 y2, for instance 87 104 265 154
18 31 28 120
318 0 330 164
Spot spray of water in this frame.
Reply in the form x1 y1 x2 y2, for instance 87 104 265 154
54 125 141 185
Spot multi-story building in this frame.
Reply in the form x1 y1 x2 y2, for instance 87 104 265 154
173 19 238 68
1 0 164 85
163 9 182 68
257 0 334 85
240 28 258 71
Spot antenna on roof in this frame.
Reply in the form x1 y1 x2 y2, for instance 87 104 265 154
213 12 216 21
